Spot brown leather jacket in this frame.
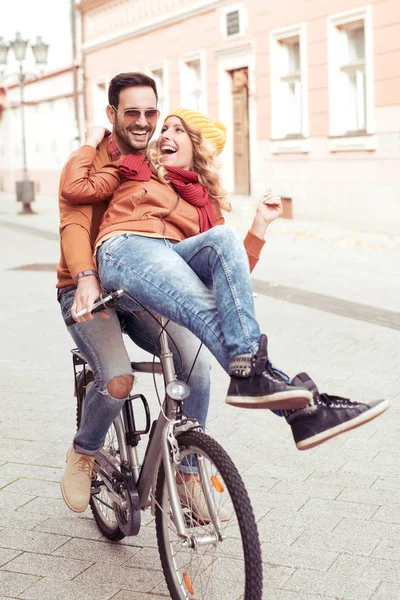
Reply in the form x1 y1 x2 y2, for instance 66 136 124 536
58 141 265 288
56 138 111 288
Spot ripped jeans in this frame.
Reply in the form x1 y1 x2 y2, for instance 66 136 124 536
59 287 211 458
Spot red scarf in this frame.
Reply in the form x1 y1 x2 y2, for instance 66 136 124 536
164 166 214 232
118 154 152 181
118 156 214 233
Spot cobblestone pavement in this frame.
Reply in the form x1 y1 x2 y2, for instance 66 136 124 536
0 192 399 599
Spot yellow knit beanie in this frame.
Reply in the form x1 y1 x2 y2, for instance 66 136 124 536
165 108 227 155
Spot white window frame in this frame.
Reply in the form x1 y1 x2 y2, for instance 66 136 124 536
270 23 309 154
179 51 207 113
327 5 376 151
148 60 169 133
92 75 110 127
220 3 248 40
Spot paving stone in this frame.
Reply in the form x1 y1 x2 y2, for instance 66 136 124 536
19 577 117 600
3 478 62 499
261 507 343 534
74 562 164 592
337 486 400 507
111 592 169 599
262 591 328 600
262 563 295 588
371 538 400 561
0 571 40 597
297 497 379 521
0 508 47 530
0 491 35 511
261 541 337 571
0 462 63 482
372 504 400 524
371 581 400 599
16 496 84 517
370 476 400 492
257 518 304 545
244 463 314 482
329 553 400 583
122 546 163 571
293 527 381 557
54 538 140 565
333 516 400 541
3 551 93 579
111 523 158 548
306 469 379 489
0 528 69 553
283 568 381 599
0 548 22 568
0 475 19 490
269 479 344 501
34 515 102 539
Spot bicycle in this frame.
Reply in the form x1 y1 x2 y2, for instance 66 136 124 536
67 290 263 600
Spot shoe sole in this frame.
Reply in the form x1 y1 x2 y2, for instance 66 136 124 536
60 480 89 513
225 390 313 410
296 399 390 451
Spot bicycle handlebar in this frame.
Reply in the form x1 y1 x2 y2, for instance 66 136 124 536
65 290 124 326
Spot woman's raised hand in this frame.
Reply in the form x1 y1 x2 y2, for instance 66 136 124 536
85 126 107 148
249 189 283 240
257 189 283 224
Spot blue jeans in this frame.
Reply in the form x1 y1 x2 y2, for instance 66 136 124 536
98 226 262 372
60 287 211 456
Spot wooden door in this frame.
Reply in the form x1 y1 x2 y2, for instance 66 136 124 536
231 68 250 195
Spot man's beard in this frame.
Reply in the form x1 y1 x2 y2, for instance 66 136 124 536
114 118 153 153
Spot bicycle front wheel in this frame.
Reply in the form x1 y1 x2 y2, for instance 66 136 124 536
155 431 262 600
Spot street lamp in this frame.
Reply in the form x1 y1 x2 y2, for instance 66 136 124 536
0 32 49 214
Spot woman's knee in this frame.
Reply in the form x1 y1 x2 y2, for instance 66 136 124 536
208 224 238 243
107 374 134 399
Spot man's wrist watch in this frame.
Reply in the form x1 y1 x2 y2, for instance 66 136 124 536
75 269 99 282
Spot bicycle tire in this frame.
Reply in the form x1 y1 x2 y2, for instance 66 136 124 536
155 431 262 600
76 370 125 541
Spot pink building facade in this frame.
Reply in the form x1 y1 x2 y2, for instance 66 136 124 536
1 0 399 232
77 0 400 233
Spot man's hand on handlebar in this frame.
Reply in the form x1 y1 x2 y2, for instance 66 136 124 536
71 276 110 323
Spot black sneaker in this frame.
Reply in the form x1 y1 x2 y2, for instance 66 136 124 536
286 372 389 450
225 335 313 410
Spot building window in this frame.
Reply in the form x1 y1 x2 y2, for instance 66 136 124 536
92 77 109 127
327 6 375 151
227 10 240 36
150 65 167 115
270 24 309 153
149 62 168 134
180 54 206 112
341 25 366 132
221 4 247 39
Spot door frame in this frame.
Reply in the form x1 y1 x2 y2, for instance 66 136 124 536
216 42 256 195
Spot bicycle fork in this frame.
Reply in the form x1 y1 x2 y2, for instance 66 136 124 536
161 422 224 547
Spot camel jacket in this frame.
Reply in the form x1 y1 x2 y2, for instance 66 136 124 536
58 140 265 288
57 138 111 288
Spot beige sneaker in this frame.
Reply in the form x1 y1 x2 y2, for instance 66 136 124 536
176 474 230 523
60 446 95 513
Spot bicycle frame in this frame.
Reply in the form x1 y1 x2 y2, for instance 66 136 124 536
72 314 215 541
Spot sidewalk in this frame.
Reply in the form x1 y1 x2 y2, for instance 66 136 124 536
0 191 399 599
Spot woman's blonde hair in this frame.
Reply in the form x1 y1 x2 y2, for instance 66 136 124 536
147 120 231 212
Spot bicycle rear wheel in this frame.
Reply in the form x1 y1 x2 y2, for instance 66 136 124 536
76 370 125 541
155 431 262 600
